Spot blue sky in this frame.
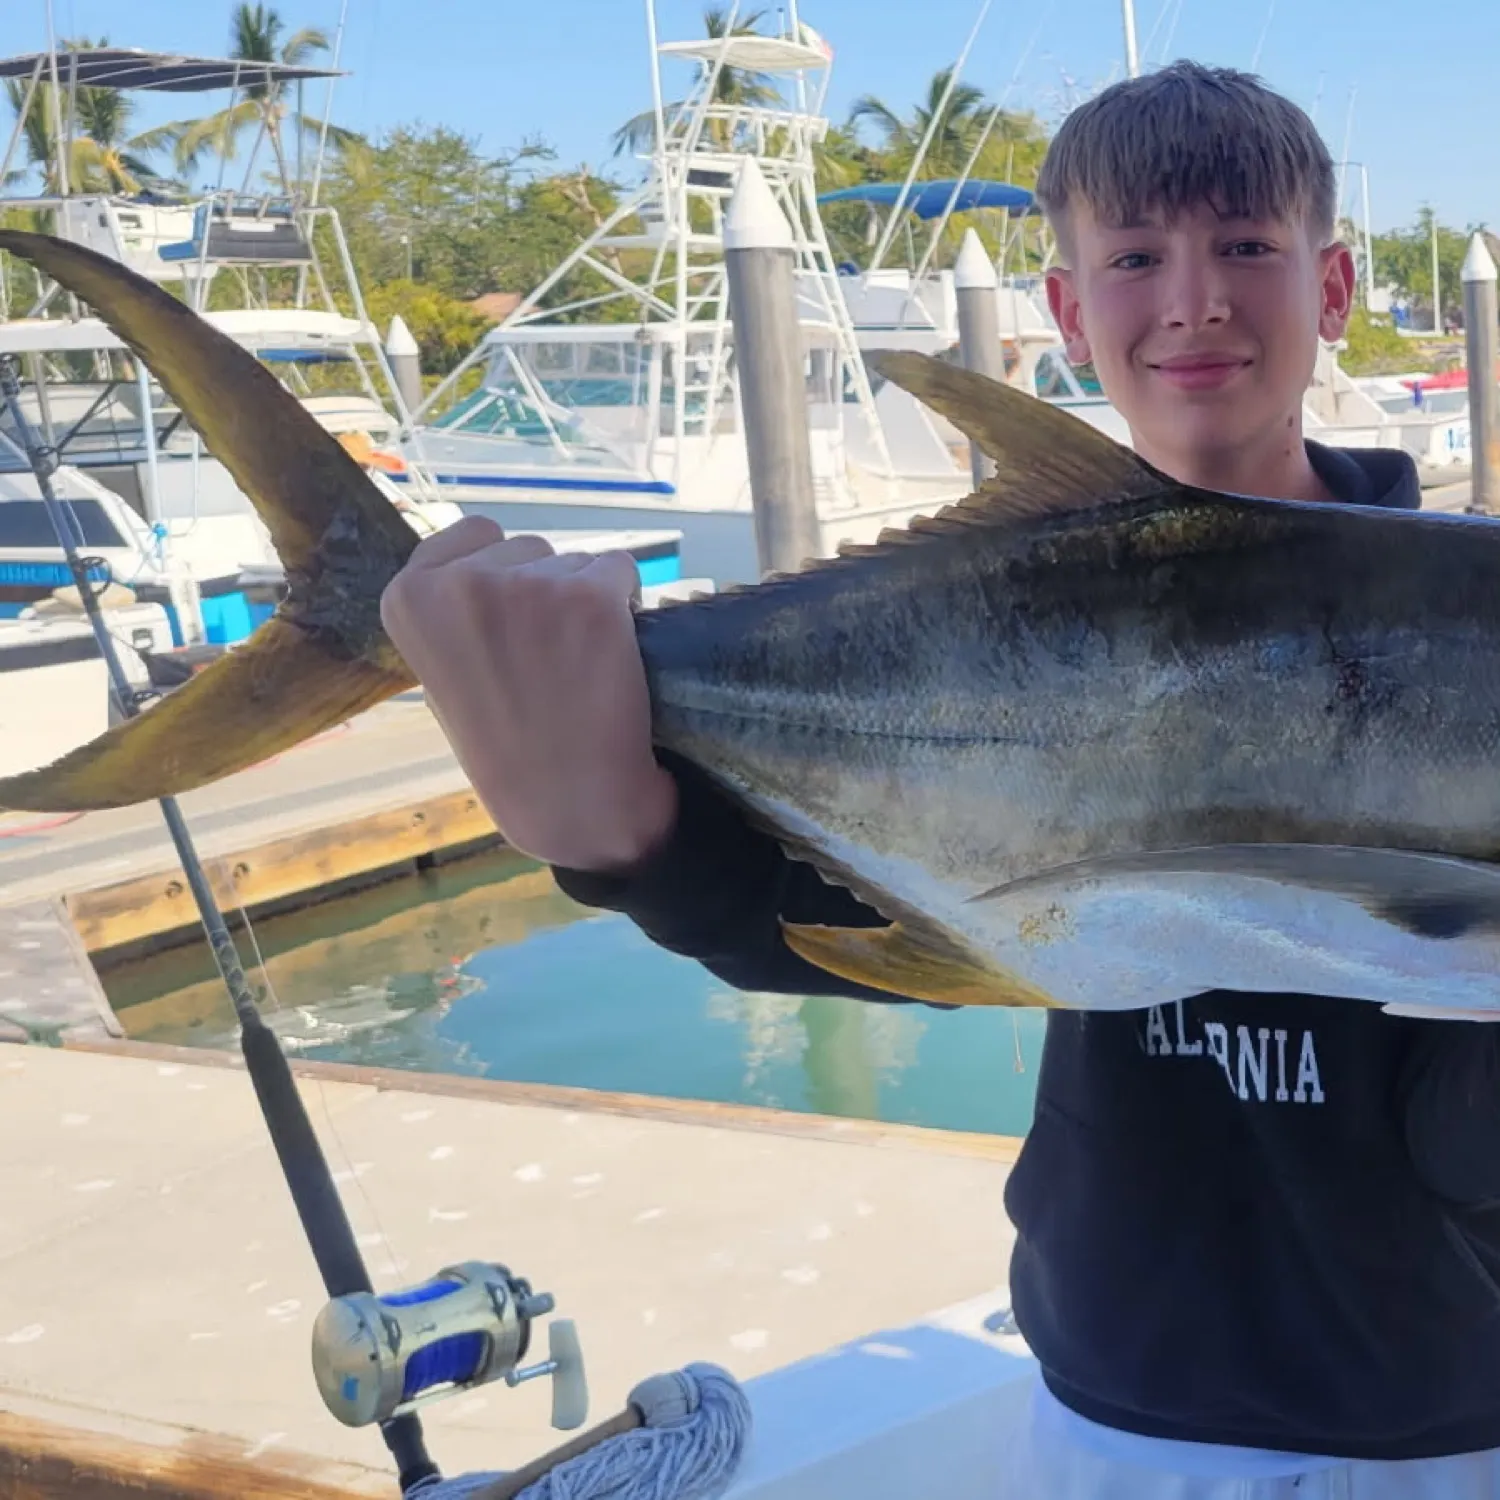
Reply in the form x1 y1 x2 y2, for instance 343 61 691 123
8 0 1491 236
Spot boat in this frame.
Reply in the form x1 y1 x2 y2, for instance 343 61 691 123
0 47 696 658
383 17 978 588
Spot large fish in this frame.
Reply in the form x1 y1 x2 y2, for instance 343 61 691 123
4 228 1500 1019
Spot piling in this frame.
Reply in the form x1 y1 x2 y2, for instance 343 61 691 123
385 314 424 420
954 228 1006 489
723 157 822 576
1463 231 1499 516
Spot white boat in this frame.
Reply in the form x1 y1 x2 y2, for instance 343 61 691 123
0 47 695 650
386 19 976 588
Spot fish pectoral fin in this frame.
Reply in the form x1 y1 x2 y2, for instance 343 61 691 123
0 616 414 812
779 917 1059 1008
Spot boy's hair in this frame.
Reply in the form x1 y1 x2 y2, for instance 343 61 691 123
1035 60 1336 262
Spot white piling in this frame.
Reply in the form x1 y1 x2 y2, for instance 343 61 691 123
724 158 821 576
1462 233 1499 517
385 314 423 420
954 228 1006 490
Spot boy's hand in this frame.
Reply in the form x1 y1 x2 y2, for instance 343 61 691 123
380 517 678 873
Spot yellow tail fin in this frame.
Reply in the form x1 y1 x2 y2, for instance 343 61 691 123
0 232 420 811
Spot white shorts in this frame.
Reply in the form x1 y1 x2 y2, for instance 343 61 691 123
1001 1375 1500 1499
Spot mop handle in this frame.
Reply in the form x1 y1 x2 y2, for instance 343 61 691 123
471 1406 644 1500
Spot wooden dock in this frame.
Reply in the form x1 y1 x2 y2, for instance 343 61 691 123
0 693 501 980
0 693 508 1045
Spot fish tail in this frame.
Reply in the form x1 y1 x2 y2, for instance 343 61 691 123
0 231 420 812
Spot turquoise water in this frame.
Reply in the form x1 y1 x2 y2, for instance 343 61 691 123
106 850 1045 1137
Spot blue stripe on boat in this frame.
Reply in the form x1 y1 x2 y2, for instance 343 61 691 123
636 555 680 586
390 471 676 496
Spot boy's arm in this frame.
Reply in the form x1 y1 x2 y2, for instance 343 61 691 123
1401 1026 1500 1205
551 749 915 1002
377 519 917 1006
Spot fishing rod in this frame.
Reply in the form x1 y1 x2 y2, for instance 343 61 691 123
0 353 586 1494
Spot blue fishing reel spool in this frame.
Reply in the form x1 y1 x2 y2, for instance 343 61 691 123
311 1260 587 1433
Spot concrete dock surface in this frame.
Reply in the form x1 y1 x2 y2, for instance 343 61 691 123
0 1040 1017 1489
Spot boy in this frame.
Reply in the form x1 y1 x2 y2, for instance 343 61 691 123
380 63 1500 1498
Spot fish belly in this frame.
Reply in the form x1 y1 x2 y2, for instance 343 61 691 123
967 870 1500 1015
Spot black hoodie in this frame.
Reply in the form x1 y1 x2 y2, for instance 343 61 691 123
555 443 1500 1461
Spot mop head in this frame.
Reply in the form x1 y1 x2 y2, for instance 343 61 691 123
406 1363 752 1500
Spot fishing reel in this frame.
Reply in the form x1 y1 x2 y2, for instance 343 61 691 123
310 1260 588 1433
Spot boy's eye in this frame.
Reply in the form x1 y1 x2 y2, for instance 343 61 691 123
1225 240 1275 257
1109 252 1155 270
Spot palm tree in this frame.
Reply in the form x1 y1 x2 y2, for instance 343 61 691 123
813 122 878 194
4 42 166 195
2 79 53 189
612 6 782 157
69 72 163 193
151 5 358 191
847 66 992 180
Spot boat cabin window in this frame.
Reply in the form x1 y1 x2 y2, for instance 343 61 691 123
0 499 129 549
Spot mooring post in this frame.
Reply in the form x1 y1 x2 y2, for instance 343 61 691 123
724 157 822 576
385 313 424 421
954 227 1006 489
1463 231 1499 516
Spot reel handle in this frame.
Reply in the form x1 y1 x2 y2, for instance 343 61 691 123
504 1318 588 1431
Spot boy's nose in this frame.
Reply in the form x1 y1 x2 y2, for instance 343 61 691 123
1159 263 1231 329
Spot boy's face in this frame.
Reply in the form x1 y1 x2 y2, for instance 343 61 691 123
1043 200 1356 479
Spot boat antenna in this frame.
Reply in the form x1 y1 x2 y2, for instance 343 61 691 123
867 0 995 273
905 0 1052 295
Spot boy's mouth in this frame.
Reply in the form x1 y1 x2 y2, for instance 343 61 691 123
1148 353 1252 391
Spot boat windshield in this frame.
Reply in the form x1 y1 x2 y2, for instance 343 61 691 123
0 496 129 548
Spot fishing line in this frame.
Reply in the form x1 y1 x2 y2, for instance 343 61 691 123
1249 0 1276 71
1138 0 1176 63
1156 0 1187 66
0 352 439 1494
223 874 409 1281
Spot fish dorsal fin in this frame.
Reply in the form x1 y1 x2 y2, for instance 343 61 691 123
870 350 1164 521
643 351 1172 615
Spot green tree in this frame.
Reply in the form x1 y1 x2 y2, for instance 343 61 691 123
1338 304 1414 376
1370 207 1473 330
501 170 647 319
4 40 169 194
363 280 492 376
831 68 1049 270
319 123 563 302
148 5 358 190
848 66 991 179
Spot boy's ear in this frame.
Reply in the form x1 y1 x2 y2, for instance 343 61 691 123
1046 266 1093 365
1317 241 1358 342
